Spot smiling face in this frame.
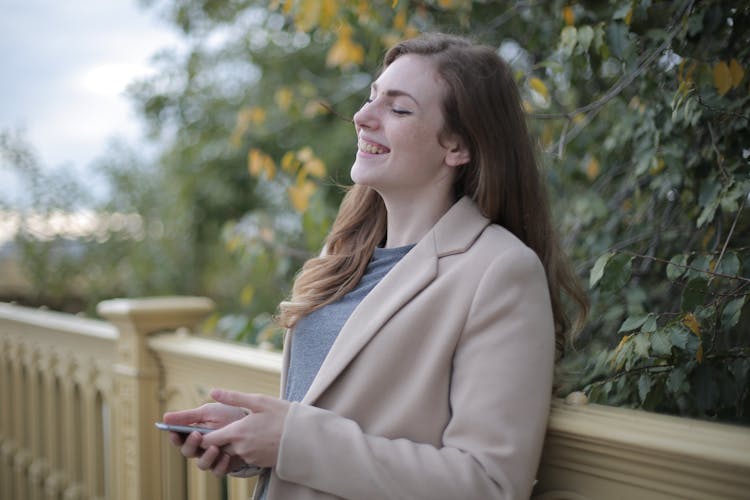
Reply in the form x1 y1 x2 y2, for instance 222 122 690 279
351 54 468 205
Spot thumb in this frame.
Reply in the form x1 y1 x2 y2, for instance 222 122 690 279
210 389 265 411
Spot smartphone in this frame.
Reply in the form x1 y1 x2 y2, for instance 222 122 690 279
155 422 215 434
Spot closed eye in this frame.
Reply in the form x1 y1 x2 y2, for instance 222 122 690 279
392 108 412 115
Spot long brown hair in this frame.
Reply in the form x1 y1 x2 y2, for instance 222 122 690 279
279 33 587 351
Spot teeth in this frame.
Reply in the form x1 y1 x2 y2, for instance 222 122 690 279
358 138 389 154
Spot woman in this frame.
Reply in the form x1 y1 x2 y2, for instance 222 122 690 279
163 33 587 499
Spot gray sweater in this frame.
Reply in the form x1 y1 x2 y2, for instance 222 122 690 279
284 244 414 402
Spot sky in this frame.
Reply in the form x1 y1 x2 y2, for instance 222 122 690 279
0 0 184 204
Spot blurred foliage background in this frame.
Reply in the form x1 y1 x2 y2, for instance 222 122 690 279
1 0 748 423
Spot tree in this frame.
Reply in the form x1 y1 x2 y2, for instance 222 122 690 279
7 0 740 420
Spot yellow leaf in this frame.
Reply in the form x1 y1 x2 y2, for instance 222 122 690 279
713 61 732 96
586 157 600 181
230 108 254 147
392 0 398 7
304 158 326 178
247 149 276 180
275 87 294 112
295 0 321 32
282 0 293 14
248 149 263 177
320 0 338 30
281 151 299 173
393 8 406 31
563 5 574 26
264 155 276 181
624 8 633 26
303 99 324 117
682 313 701 337
240 285 255 305
288 181 316 212
250 107 266 125
649 157 665 175
297 146 314 163
615 334 631 355
326 25 364 69
729 59 745 88
529 77 549 100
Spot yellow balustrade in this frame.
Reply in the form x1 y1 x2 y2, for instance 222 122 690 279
1 298 749 500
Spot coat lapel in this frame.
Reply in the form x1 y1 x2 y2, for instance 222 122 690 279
300 197 490 406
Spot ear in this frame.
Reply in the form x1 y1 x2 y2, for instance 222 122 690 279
444 135 471 167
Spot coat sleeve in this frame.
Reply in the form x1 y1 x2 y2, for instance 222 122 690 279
274 246 556 500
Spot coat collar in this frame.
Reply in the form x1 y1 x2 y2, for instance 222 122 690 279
299 196 490 405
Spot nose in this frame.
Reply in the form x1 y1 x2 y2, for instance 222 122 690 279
353 100 378 133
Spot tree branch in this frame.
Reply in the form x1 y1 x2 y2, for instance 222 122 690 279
535 0 695 155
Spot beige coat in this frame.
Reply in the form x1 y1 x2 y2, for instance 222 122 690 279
257 196 555 500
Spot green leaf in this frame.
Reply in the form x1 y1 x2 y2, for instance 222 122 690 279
600 253 633 291
642 379 665 411
667 366 688 395
687 255 711 280
619 314 649 332
651 329 673 357
681 278 708 311
612 4 632 20
666 254 688 281
578 25 594 52
716 252 740 276
589 251 613 288
633 332 651 358
642 315 657 333
669 325 689 350
722 297 746 329
606 22 628 59
638 373 652 403
560 26 578 56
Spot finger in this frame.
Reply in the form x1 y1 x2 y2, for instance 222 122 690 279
200 425 235 452
163 408 207 426
211 453 232 477
196 445 221 471
180 431 204 459
168 431 187 448
210 389 266 411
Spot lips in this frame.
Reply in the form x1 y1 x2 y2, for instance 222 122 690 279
358 137 390 154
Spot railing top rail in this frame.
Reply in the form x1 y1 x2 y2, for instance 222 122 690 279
148 332 283 374
548 399 750 469
0 301 117 340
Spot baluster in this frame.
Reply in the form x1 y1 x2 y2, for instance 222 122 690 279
11 342 29 500
94 368 114 500
1 337 16 500
45 355 65 500
27 345 48 500
79 360 105 499
29 347 51 500
61 355 85 500
188 467 222 500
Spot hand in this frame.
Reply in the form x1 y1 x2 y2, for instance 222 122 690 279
162 401 248 475
201 389 291 468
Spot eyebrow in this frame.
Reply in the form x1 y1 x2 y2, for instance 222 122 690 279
371 83 420 107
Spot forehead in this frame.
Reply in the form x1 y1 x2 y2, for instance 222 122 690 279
374 54 444 101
